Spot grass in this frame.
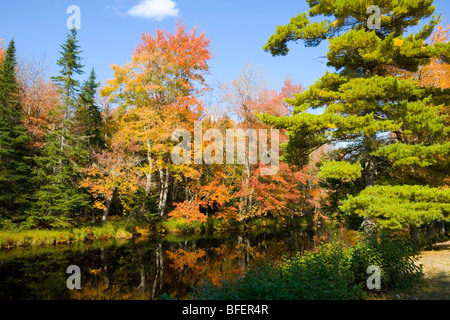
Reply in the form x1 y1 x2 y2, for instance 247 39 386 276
158 219 202 234
0 212 315 249
0 216 279 249
157 216 309 236
0 214 335 249
0 220 138 249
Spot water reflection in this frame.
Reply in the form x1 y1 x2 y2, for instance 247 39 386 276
0 230 323 300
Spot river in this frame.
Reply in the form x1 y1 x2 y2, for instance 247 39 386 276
0 228 340 300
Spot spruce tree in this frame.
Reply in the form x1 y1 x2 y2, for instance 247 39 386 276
0 39 32 216
74 68 105 152
27 30 90 228
260 0 450 233
51 27 84 117
27 126 90 228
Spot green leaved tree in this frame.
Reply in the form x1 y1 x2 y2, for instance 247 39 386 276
0 39 32 216
260 0 450 236
51 27 84 119
74 68 105 153
27 29 90 228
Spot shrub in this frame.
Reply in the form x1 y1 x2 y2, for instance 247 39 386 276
367 232 423 289
195 233 422 300
0 218 16 231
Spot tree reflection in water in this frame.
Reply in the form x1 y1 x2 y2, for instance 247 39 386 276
0 230 325 300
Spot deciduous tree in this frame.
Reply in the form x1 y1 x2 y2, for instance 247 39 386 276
102 23 211 218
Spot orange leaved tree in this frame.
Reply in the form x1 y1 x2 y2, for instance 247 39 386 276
101 23 211 218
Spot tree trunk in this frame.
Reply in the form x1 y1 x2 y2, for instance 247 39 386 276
237 235 246 270
145 138 152 195
103 189 115 222
245 155 253 214
410 225 420 243
101 248 110 289
426 221 434 249
137 265 147 293
151 243 164 299
439 220 447 235
158 167 169 217
362 153 377 235
363 157 377 187
184 177 190 202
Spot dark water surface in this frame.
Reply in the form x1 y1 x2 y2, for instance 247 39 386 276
0 230 330 300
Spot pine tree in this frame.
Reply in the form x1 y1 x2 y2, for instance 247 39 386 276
0 39 32 216
74 68 105 152
260 0 450 233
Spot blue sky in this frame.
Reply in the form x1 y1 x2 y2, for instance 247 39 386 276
1 0 448 92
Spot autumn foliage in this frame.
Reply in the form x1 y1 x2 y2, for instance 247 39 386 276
0 41 5 64
2 11 447 237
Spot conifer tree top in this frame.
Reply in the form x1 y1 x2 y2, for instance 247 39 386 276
263 0 448 76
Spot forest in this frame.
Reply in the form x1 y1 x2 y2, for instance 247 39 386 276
0 0 449 300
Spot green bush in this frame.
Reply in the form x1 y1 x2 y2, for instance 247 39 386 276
195 233 422 300
0 218 16 231
368 233 423 289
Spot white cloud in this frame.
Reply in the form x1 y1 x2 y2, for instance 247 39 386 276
127 0 180 21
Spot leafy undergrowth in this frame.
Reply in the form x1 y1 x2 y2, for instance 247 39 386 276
194 233 423 300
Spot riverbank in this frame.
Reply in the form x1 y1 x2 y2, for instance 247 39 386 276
0 229 317 300
0 220 137 249
1 224 446 300
0 216 307 249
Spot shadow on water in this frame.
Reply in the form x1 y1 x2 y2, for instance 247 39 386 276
0 228 341 300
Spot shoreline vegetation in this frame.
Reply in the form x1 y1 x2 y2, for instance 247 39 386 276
0 216 294 249
193 234 424 300
1 215 447 250
0 217 448 300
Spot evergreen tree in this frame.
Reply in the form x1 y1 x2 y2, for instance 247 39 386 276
27 30 90 228
74 68 105 152
0 39 32 216
51 27 84 119
27 125 90 228
260 0 450 233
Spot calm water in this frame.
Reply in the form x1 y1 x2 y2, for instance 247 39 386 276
0 229 334 300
